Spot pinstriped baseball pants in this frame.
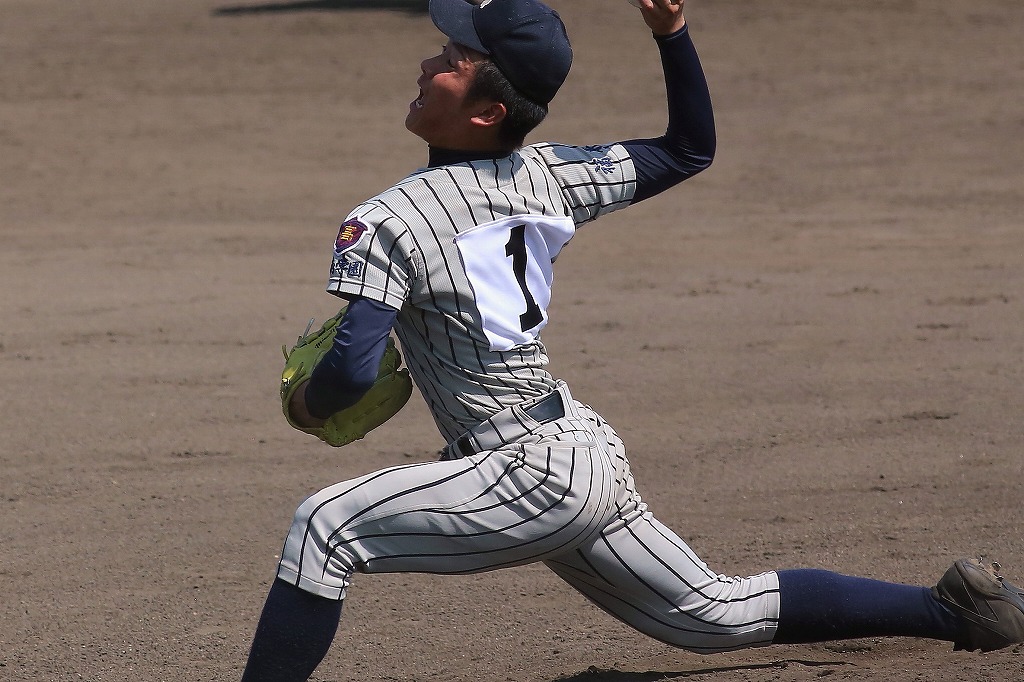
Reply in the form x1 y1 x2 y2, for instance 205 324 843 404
277 382 780 653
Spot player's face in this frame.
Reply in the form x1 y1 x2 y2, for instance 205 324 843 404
406 41 489 148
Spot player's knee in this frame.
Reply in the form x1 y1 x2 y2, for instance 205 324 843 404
292 489 344 536
290 491 318 528
285 492 362 578
655 577 777 653
656 613 774 654
289 489 343 551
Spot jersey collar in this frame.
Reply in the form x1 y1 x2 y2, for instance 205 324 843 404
427 146 512 168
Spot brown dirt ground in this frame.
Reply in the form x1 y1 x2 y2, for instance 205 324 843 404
2 1 1023 680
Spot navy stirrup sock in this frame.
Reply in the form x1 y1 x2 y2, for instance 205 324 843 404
774 568 960 644
241 578 344 682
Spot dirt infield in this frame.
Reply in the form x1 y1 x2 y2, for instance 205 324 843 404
2 1 1022 680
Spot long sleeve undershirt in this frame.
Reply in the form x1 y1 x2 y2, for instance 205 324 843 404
303 298 398 420
303 24 714 419
622 23 715 202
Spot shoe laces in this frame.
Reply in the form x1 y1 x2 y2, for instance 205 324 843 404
977 556 1005 582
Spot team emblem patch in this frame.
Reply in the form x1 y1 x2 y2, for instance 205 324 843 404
334 220 367 254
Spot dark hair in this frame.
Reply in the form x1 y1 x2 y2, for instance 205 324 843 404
467 59 548 150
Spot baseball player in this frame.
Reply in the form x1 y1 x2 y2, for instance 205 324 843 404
240 1 1024 679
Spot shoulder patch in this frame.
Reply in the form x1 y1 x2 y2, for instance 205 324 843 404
334 219 367 255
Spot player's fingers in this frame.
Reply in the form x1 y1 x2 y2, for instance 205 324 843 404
653 0 683 13
629 0 685 36
629 0 683 15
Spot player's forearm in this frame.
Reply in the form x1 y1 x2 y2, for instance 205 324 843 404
659 24 715 160
303 297 398 419
622 24 716 203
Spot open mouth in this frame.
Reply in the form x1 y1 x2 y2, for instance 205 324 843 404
411 89 425 110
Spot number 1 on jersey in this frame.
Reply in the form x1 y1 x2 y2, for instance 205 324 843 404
454 214 575 351
505 224 543 332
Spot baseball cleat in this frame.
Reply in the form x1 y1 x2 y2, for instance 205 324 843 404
932 558 1024 652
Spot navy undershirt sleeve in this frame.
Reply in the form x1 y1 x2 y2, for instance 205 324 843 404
621 24 716 204
303 297 399 420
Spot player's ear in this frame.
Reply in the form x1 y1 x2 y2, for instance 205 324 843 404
469 101 507 130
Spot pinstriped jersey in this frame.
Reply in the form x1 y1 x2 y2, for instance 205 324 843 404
327 141 637 442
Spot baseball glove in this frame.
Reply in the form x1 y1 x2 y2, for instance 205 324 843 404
279 307 413 447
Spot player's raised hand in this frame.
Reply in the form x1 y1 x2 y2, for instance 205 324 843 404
628 0 686 36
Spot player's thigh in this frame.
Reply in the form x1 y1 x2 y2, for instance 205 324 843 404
545 506 779 652
282 441 615 583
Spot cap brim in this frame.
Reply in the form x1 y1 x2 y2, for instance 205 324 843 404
429 0 489 55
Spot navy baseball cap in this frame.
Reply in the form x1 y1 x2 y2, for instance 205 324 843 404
428 0 573 107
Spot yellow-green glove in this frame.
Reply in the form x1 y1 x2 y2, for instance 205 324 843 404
280 308 412 447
